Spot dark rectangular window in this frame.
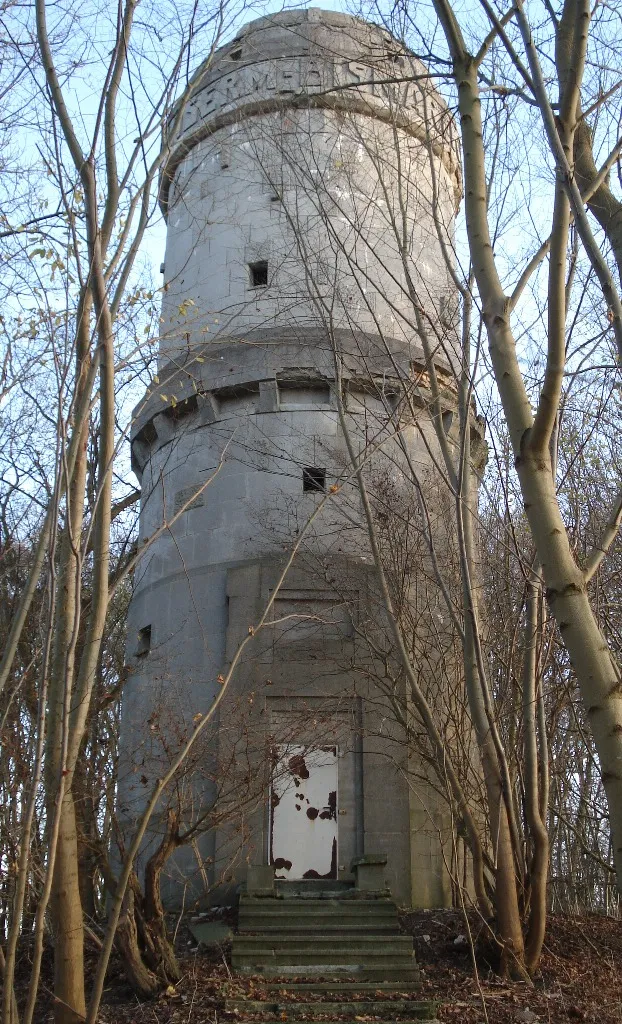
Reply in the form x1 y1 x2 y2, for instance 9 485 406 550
136 625 151 657
249 260 268 287
303 467 326 493
230 47 242 61
442 410 454 435
167 394 198 422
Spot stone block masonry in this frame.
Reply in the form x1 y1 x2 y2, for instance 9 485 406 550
118 8 479 911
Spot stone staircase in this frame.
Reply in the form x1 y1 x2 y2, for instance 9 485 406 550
226 884 437 1022
221 980 437 1022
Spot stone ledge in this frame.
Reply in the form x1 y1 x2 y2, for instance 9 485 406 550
351 853 388 892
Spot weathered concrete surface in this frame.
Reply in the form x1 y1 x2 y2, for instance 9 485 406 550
118 9 476 910
157 6 461 370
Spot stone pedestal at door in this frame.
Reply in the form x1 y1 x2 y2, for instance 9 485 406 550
246 866 275 898
351 855 389 893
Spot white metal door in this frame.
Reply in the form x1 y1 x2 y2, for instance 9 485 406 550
270 745 338 879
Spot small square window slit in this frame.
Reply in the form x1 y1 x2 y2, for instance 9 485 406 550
136 625 151 657
249 260 268 288
303 467 326 493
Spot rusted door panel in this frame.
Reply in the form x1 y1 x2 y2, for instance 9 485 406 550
270 745 338 879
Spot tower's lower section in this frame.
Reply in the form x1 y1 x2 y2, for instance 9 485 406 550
118 336 471 911
119 551 455 910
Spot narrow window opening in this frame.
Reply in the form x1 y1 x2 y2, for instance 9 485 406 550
383 389 399 413
303 467 326 493
230 47 242 61
136 625 151 657
249 260 268 288
167 394 198 422
136 420 157 447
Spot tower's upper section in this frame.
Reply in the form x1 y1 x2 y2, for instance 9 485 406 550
160 9 461 215
153 7 462 381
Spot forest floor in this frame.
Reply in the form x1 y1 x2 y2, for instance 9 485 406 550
30 910 622 1023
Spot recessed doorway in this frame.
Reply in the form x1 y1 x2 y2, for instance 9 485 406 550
269 745 338 880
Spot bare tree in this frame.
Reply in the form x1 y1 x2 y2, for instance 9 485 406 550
416 0 622 894
0 1 262 1020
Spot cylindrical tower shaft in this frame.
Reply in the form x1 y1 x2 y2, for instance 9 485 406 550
119 8 467 908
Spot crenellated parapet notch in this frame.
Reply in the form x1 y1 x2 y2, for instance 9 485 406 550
129 353 485 483
159 9 462 215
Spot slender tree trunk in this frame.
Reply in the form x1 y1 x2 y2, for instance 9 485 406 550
115 886 162 1000
2 557 56 1024
517 450 622 880
458 397 527 975
111 811 182 996
462 589 526 976
142 811 181 984
522 575 549 971
573 115 622 284
0 947 19 1024
50 796 87 1024
487 791 526 976
74 762 97 921
42 288 91 1024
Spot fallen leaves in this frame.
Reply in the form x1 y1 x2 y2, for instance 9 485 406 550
80 911 622 1024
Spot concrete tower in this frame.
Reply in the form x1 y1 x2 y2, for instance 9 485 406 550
120 9 467 909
